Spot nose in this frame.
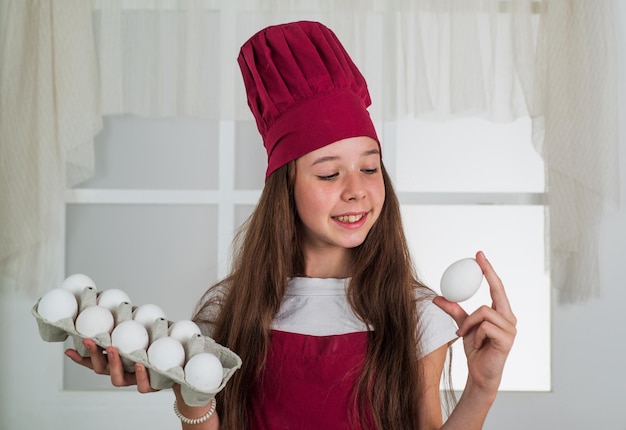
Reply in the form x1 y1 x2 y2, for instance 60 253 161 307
341 171 366 201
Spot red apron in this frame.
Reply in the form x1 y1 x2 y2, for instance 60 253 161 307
249 330 374 429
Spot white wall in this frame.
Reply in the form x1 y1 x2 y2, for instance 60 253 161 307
1 4 625 429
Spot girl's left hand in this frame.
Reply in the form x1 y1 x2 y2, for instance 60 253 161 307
433 251 517 395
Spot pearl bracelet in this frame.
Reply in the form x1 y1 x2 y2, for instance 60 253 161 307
173 397 217 425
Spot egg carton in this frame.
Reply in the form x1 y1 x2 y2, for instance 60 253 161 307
32 287 242 407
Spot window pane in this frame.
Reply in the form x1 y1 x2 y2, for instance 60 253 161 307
401 205 550 391
77 115 220 190
395 117 544 193
235 204 255 229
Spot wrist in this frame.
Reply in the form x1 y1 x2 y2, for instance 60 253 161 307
172 385 217 426
463 378 499 406
173 397 217 426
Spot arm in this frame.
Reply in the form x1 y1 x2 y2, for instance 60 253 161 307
433 251 517 430
417 344 449 429
65 341 220 429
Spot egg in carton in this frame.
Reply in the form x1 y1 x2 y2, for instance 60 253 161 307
32 287 242 407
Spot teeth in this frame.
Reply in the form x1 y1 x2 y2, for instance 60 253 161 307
336 214 364 223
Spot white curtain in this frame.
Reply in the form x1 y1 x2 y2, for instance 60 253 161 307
0 0 101 298
91 0 222 117
0 0 618 303
532 1 619 301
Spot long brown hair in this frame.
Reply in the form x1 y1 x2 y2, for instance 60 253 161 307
193 161 432 429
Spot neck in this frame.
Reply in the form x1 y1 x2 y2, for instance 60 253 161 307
302 245 352 278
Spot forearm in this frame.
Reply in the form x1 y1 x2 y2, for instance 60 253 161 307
440 381 498 430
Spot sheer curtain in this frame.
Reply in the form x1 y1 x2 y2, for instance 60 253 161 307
531 0 619 302
0 0 618 302
0 0 101 298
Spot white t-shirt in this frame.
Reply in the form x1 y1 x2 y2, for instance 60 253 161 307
271 277 458 358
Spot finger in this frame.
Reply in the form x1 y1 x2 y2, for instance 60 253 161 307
83 338 110 374
135 363 157 393
432 296 469 329
475 251 515 321
472 320 516 353
106 347 136 387
64 349 94 370
457 305 516 338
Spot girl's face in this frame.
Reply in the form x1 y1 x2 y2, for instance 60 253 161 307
294 136 385 267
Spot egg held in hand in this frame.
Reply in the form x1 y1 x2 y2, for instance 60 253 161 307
37 288 79 322
75 305 115 337
184 352 224 391
440 258 484 302
111 320 150 354
147 336 185 371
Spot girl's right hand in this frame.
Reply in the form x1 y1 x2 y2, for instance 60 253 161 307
65 338 156 393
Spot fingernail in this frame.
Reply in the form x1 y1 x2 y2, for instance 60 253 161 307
456 329 462 337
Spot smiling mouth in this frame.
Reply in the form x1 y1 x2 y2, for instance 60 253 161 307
334 213 365 223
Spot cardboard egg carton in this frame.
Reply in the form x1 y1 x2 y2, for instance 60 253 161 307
32 287 242 406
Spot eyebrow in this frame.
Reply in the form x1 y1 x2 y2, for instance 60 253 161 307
311 149 380 166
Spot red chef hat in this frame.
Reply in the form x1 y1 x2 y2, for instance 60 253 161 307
237 21 380 179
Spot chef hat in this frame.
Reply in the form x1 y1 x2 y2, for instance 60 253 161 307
237 21 380 179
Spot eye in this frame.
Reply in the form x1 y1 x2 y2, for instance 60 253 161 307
362 168 378 175
317 173 339 181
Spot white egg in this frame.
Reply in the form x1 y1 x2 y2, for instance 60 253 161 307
133 304 167 330
168 320 202 345
147 336 185 371
440 258 484 302
111 320 149 354
97 289 131 312
61 273 97 299
75 305 115 337
37 288 78 322
184 352 223 391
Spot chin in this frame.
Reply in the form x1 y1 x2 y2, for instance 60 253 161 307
340 236 369 249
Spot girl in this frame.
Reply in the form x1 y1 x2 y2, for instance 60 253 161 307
67 21 516 430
